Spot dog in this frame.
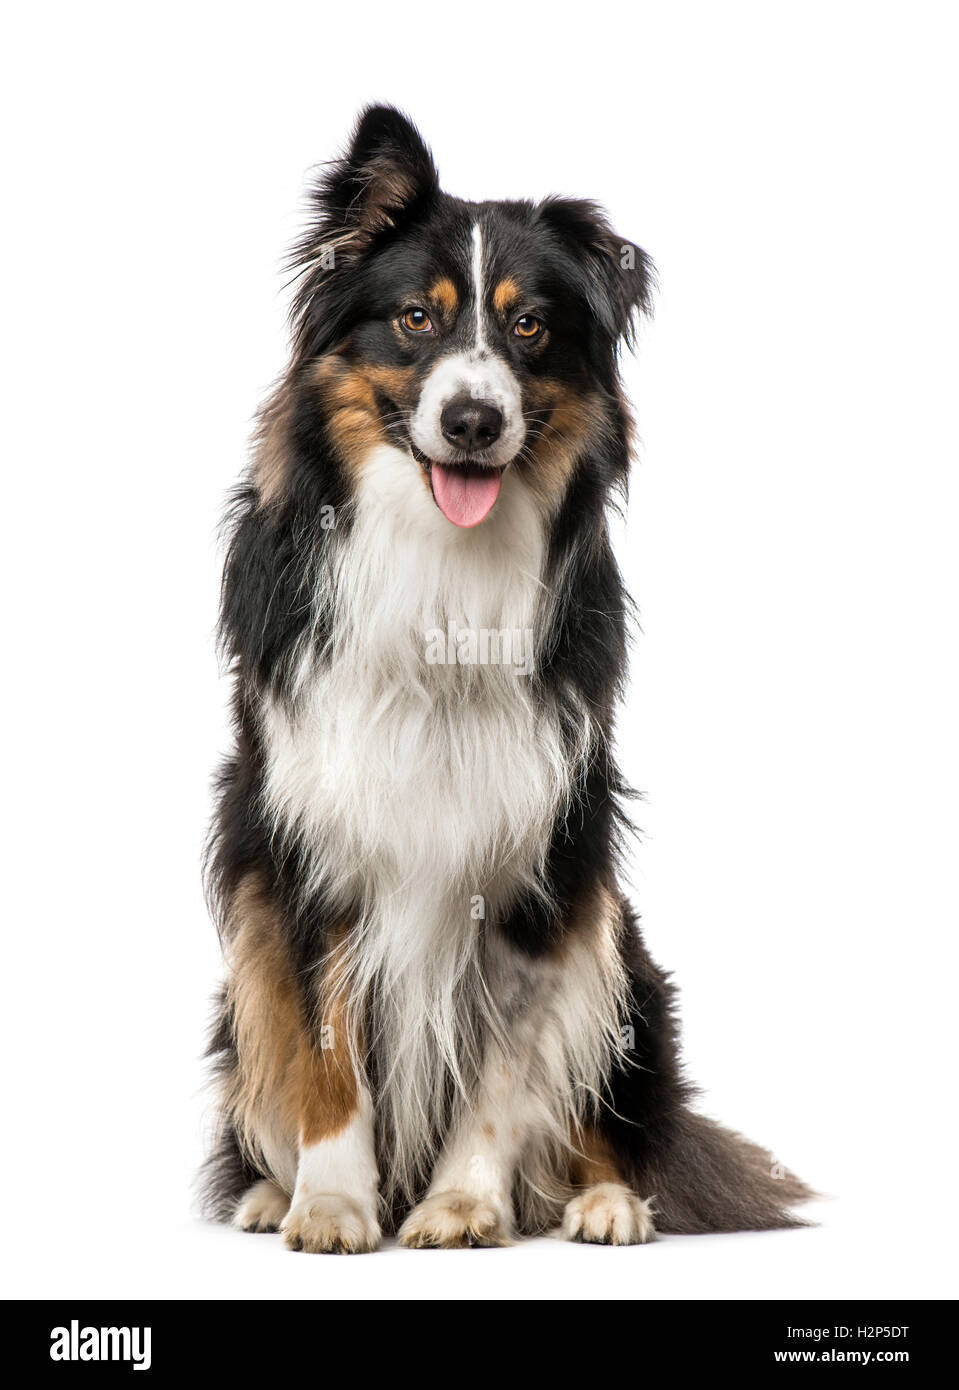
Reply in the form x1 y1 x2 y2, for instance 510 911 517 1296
202 105 811 1250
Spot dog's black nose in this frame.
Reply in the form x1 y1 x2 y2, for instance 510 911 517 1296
440 395 503 452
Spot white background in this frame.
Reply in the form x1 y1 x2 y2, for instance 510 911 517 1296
2 1 957 1301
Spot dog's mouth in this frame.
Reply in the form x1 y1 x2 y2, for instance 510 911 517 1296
411 445 505 529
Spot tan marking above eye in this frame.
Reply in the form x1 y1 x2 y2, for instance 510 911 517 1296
493 277 522 317
429 278 459 315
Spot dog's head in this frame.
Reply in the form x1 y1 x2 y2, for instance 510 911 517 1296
272 106 653 525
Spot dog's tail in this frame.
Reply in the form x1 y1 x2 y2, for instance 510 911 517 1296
639 1108 814 1233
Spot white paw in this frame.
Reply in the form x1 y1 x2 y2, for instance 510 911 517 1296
398 1190 510 1249
561 1182 655 1245
233 1179 290 1233
281 1194 381 1254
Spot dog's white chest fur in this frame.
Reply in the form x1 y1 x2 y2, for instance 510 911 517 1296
261 445 567 909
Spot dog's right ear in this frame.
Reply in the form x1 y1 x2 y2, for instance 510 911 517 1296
324 105 439 239
290 106 439 355
296 106 438 266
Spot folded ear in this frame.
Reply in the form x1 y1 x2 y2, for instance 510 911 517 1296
537 196 655 345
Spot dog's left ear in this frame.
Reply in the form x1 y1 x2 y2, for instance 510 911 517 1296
537 197 655 345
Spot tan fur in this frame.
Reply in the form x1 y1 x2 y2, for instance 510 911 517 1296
312 356 383 473
569 1124 625 1187
354 158 422 243
519 382 609 510
493 276 521 318
312 355 417 476
252 386 293 508
429 276 459 319
257 352 601 513
301 926 359 1146
222 874 359 1168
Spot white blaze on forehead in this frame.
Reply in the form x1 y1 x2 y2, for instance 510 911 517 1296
471 222 487 351
408 219 525 467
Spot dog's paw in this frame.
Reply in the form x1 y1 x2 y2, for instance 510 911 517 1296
398 1191 510 1249
233 1178 290 1233
561 1182 656 1245
281 1194 381 1253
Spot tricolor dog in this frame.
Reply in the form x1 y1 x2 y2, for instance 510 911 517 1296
202 106 811 1250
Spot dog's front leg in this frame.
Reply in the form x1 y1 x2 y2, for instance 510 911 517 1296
280 988 381 1255
282 1082 381 1254
225 876 381 1253
397 1043 525 1248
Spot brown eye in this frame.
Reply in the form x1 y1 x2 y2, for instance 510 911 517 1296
402 307 433 333
514 314 543 339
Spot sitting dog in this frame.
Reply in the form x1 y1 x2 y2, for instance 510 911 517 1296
202 105 810 1250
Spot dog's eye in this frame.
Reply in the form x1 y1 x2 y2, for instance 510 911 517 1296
402 307 433 333
513 315 543 339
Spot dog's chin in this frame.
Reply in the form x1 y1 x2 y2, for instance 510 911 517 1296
410 444 508 529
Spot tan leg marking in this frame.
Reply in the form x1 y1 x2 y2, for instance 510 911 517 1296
221 874 382 1258
224 875 357 1158
569 1125 625 1187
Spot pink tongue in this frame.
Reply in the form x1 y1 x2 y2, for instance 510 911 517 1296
431 464 502 528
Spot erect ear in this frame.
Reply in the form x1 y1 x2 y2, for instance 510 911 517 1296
298 105 438 260
537 197 655 345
